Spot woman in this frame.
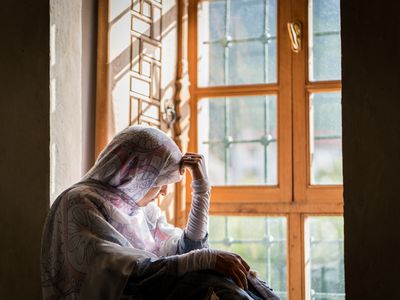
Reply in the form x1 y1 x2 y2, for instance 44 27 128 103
41 125 278 299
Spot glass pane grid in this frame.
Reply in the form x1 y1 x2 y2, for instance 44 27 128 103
310 92 343 185
309 0 341 81
305 217 345 300
198 0 277 86
198 95 277 186
209 216 287 299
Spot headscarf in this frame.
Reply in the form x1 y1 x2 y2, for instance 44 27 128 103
85 125 183 202
41 125 184 299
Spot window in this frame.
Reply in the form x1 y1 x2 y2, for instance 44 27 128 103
188 0 343 299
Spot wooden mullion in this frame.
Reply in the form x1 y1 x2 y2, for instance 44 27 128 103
305 186 343 203
95 0 110 158
292 0 308 204
207 186 287 203
288 213 304 300
278 0 294 204
193 84 279 98
208 201 343 215
306 80 341 92
186 0 199 217
188 0 198 154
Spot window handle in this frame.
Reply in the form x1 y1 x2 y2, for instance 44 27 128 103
287 21 302 53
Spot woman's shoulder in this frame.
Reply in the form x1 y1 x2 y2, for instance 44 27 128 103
52 184 106 212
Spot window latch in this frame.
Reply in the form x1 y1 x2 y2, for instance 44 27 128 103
287 21 302 53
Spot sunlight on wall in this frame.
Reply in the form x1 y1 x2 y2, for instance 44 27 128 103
50 0 83 203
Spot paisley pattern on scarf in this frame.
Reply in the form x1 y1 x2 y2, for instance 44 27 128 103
85 125 183 203
41 126 184 299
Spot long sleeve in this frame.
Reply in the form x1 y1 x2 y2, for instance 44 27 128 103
123 248 217 298
144 200 209 257
185 178 211 241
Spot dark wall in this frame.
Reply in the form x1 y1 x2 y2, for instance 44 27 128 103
342 1 400 298
0 0 98 298
0 0 50 298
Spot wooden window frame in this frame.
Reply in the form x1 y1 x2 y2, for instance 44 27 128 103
188 0 293 207
187 0 343 299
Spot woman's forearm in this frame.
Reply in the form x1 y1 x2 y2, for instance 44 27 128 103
185 178 211 241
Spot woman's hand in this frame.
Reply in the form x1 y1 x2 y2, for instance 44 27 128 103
180 152 208 180
175 248 250 290
214 250 250 290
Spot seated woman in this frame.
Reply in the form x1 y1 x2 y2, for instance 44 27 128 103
40 125 278 300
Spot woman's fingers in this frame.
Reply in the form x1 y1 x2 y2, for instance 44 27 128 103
182 153 205 163
184 152 203 157
182 153 202 158
181 156 202 164
236 254 251 271
233 267 248 290
181 159 200 164
228 265 248 290
239 271 248 290
214 251 250 290
180 152 207 180
231 271 244 289
232 254 249 275
180 155 200 174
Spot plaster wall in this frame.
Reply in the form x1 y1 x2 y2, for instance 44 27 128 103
50 0 83 202
342 1 400 298
0 0 50 298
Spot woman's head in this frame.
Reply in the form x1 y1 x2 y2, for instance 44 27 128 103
136 184 168 207
84 125 183 204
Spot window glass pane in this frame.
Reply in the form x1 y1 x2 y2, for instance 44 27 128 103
305 216 345 300
198 0 277 86
202 43 226 86
228 41 267 85
310 92 342 185
198 95 278 186
230 0 265 39
210 216 287 299
309 0 341 81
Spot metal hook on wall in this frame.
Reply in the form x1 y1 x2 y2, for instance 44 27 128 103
163 102 177 128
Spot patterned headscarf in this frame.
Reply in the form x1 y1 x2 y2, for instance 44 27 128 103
41 125 185 299
84 125 183 203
